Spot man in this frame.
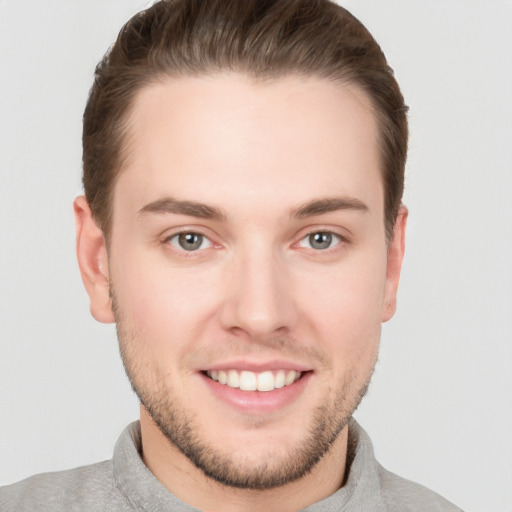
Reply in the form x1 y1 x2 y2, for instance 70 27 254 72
1 0 463 510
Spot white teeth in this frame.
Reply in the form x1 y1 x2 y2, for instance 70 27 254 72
257 371 275 392
285 370 297 386
206 369 302 392
227 369 239 388
239 371 257 391
274 370 285 389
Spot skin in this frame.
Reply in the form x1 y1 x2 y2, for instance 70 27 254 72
74 74 407 512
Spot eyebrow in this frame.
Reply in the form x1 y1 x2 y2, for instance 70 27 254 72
291 197 369 218
138 197 227 221
138 195 368 222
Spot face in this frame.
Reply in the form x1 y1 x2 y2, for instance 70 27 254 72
76 74 406 490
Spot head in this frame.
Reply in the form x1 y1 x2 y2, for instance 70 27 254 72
75 0 408 498
83 0 407 242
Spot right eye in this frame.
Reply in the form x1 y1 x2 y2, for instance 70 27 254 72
167 232 212 252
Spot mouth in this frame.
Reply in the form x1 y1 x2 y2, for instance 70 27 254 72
204 369 303 392
200 364 313 413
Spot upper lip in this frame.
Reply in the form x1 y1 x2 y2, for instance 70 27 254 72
200 359 313 373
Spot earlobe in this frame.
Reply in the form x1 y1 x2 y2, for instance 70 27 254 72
73 196 115 324
382 205 408 322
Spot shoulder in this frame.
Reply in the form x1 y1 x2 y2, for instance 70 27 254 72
376 463 464 512
343 420 464 512
0 460 133 512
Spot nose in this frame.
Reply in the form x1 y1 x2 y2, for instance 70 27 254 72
220 246 298 340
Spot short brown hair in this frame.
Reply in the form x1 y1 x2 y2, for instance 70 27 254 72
83 0 408 240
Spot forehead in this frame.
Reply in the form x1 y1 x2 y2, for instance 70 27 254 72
115 74 382 220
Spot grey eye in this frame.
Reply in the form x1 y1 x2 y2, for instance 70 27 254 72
169 232 211 251
309 232 332 250
299 231 341 250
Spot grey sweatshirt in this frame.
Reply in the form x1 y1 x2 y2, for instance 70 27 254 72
0 419 463 511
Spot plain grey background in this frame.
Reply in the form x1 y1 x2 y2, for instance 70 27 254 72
1 1 511 511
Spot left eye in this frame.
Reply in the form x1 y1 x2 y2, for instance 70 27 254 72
299 231 341 250
168 232 212 251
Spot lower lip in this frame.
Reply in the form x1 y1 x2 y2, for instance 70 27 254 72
200 372 312 414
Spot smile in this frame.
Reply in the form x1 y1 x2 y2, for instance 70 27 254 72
205 369 302 392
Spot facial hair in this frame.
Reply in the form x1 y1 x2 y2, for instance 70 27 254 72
112 292 375 490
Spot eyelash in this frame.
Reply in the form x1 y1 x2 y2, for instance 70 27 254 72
163 228 347 256
297 230 344 251
164 231 214 254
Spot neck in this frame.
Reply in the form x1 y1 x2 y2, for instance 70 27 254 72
139 406 348 512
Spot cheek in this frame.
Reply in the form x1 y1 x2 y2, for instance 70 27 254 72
109 249 221 349
297 255 387 361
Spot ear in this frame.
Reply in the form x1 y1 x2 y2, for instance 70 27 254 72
382 205 408 322
73 196 115 323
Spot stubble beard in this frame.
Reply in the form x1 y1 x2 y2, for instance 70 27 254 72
112 297 375 490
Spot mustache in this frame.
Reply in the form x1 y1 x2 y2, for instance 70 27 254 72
182 338 331 369
110 286 331 369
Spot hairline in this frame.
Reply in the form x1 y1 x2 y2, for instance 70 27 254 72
99 69 394 243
